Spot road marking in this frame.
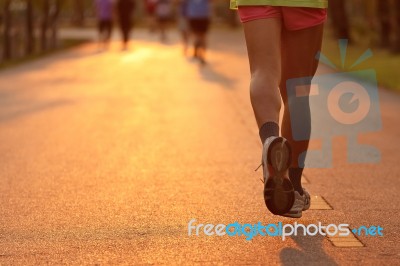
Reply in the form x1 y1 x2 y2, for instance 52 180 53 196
301 175 333 210
325 230 364 247
301 178 364 248
301 174 309 184
310 195 333 210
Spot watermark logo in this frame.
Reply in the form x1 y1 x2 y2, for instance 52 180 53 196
286 39 382 168
352 225 384 237
187 219 384 241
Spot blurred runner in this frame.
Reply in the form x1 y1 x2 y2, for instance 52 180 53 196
117 0 136 50
95 0 114 50
155 0 173 42
145 0 158 33
187 0 211 65
178 0 190 55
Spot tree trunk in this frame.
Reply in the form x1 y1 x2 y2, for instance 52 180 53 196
40 0 49 52
377 0 391 48
73 0 84 27
2 0 12 60
49 0 62 49
25 0 35 55
393 0 400 53
328 0 351 41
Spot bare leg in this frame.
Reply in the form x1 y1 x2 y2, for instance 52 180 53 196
97 21 104 50
104 21 112 50
242 18 282 128
149 15 156 33
159 21 167 42
181 29 189 55
280 23 324 168
196 32 207 64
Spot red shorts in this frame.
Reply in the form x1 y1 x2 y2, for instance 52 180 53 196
238 6 327 31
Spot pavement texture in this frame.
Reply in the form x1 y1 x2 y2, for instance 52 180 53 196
0 28 399 265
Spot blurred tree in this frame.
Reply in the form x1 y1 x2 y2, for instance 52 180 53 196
25 0 34 55
363 0 377 30
73 0 84 26
377 0 391 48
40 0 49 51
49 0 63 49
40 0 63 51
394 0 400 53
328 0 351 41
2 0 12 60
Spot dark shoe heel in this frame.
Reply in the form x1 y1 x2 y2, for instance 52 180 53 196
263 137 294 215
264 177 295 215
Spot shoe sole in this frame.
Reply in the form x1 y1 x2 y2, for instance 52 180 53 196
263 137 295 215
281 211 302 218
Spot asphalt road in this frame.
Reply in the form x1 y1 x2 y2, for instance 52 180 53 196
0 29 399 265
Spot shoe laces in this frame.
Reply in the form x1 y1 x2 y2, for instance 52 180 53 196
254 162 265 183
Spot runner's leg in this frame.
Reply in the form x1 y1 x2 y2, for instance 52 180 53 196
242 18 282 129
280 23 324 194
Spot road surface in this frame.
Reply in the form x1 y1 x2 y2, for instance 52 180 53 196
0 29 399 265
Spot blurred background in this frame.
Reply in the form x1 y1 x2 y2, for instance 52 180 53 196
0 0 399 89
0 2 399 264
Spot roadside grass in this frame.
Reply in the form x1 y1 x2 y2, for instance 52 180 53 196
321 31 400 92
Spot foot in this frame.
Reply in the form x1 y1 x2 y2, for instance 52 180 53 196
262 136 295 215
199 57 207 66
281 188 311 218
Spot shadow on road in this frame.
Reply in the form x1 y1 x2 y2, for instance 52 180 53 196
0 99 74 123
280 235 338 265
198 64 236 90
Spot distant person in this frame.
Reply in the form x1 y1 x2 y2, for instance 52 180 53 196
95 0 114 50
178 0 190 55
186 0 211 64
155 0 172 42
117 0 136 50
145 0 158 33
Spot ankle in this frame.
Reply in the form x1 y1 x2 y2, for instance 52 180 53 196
289 167 304 195
259 122 279 144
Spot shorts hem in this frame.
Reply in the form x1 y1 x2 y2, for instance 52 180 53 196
231 0 328 9
286 17 326 31
240 15 281 24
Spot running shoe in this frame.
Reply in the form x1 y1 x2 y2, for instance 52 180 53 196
262 136 295 215
282 188 311 218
